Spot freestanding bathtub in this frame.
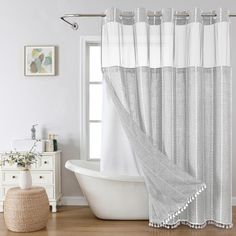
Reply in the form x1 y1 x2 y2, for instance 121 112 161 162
65 160 149 220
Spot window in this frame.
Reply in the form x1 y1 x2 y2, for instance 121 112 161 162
80 37 103 160
88 45 102 159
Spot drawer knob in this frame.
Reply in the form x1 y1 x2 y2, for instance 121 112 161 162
12 176 16 179
39 176 43 179
44 161 48 164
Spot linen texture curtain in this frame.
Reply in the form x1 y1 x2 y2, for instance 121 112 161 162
101 8 232 228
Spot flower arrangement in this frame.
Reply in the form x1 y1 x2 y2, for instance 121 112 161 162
0 140 42 170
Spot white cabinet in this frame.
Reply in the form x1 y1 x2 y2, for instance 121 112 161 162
0 151 61 213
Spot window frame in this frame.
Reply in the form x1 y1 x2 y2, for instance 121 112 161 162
80 36 102 161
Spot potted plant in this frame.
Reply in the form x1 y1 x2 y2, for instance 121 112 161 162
0 141 42 189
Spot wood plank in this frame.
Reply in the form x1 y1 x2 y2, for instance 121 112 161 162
0 206 235 236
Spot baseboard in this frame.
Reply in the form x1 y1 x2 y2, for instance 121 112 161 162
61 196 88 206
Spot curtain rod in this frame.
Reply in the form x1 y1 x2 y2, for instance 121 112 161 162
60 12 236 30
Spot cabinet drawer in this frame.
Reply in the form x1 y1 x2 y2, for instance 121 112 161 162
1 171 54 185
0 155 54 170
40 156 53 169
1 171 19 185
31 171 53 185
0 162 37 170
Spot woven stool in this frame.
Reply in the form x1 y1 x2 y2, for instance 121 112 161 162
4 187 49 232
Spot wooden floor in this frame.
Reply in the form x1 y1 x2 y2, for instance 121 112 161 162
0 206 236 236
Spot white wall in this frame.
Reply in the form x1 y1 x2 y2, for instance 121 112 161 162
0 0 236 198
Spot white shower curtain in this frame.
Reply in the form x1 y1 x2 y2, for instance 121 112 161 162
101 8 232 228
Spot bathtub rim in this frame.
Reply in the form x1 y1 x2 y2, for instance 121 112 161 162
65 160 144 183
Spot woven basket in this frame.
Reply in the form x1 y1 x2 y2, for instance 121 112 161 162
4 187 49 232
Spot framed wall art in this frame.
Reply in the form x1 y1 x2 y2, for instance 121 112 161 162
24 46 56 76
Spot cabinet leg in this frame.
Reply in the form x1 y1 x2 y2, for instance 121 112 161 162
51 203 57 213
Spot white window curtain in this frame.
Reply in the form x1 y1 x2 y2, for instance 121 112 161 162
101 8 232 229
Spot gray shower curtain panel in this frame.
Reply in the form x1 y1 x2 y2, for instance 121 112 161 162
101 8 232 228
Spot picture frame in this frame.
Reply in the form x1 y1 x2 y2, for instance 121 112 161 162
24 45 56 76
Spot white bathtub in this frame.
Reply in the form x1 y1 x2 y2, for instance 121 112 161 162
65 160 149 220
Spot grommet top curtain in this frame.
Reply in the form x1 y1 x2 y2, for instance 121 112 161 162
101 8 232 228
